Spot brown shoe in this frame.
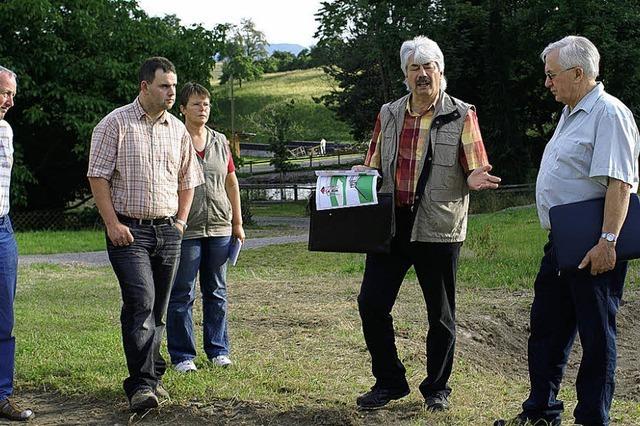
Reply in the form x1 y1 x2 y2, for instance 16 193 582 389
129 388 158 412
0 398 34 421
155 381 170 400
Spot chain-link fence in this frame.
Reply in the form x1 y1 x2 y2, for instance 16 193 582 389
9 184 536 231
10 208 102 232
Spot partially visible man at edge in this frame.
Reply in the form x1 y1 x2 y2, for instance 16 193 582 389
0 66 34 422
495 35 640 426
87 57 203 411
352 35 501 412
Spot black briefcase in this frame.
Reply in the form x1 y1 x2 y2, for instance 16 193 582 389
308 191 393 254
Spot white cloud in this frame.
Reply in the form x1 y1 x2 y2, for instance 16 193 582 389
137 0 323 47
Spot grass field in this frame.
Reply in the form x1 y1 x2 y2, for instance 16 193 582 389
12 207 640 424
212 68 354 143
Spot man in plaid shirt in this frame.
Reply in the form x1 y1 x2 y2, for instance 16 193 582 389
88 57 203 412
0 66 35 422
353 36 500 412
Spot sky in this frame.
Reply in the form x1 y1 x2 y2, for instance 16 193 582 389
137 0 324 48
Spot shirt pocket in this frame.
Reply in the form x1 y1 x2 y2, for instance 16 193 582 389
552 139 591 179
0 136 14 169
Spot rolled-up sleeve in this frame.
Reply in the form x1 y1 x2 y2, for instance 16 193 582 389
364 113 383 169
177 130 204 190
87 117 118 180
459 108 489 173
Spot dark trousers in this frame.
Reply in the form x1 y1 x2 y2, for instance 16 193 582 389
358 208 461 398
106 223 182 399
522 236 627 426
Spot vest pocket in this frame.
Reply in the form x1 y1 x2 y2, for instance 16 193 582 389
432 143 458 167
430 188 463 202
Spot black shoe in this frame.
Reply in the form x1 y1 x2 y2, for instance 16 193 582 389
425 393 449 412
356 386 410 410
494 414 561 426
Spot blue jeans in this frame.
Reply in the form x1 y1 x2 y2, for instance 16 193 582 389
522 235 627 426
167 236 231 363
106 223 182 399
0 216 17 400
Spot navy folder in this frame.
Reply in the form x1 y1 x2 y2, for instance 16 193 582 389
549 193 640 270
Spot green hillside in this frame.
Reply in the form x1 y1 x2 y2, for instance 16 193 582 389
211 68 354 143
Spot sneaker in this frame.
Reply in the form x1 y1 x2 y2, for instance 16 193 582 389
494 414 561 426
129 388 158 412
0 398 34 421
155 381 170 400
174 359 198 373
356 386 410 410
210 355 232 367
425 393 450 412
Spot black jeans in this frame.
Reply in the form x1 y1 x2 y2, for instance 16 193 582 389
522 235 627 426
106 223 182 398
358 208 461 398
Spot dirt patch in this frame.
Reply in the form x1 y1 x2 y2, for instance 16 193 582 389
5 289 640 425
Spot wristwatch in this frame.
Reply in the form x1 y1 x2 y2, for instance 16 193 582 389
175 219 188 230
600 232 617 243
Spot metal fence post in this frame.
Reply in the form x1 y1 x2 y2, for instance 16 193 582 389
294 184 298 201
309 154 313 167
249 161 253 174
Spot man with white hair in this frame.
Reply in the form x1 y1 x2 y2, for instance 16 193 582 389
353 36 500 411
0 65 34 421
495 35 640 426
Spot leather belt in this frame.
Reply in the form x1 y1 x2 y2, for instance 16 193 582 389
117 214 175 226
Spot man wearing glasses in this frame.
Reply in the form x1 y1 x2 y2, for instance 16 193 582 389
0 65 34 421
496 36 640 426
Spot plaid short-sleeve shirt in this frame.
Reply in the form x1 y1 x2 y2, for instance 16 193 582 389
87 97 204 219
365 101 488 206
0 120 13 217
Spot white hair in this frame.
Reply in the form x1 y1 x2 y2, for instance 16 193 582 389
400 36 447 91
540 35 600 79
0 66 16 79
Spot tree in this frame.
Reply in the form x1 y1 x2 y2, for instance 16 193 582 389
247 100 301 174
0 0 219 209
219 18 269 87
315 0 640 183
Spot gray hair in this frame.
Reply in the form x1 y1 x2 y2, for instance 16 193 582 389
540 36 600 79
400 36 447 91
0 65 16 79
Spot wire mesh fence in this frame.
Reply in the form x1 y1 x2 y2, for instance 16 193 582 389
9 184 537 231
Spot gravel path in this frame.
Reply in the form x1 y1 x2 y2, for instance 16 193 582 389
19 216 310 267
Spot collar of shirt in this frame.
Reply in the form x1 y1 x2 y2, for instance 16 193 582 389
132 96 169 125
564 82 604 118
406 95 436 117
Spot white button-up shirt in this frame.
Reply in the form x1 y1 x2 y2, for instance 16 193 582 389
536 83 640 230
0 120 13 217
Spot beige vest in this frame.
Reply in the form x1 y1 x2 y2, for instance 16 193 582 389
183 128 233 239
378 92 471 242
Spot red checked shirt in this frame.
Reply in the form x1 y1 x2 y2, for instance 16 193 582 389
365 101 488 207
87 97 204 219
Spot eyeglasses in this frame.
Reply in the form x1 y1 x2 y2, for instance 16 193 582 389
545 66 578 81
408 63 438 73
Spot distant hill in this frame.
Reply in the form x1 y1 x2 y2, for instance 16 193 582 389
211 68 353 143
267 43 308 56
